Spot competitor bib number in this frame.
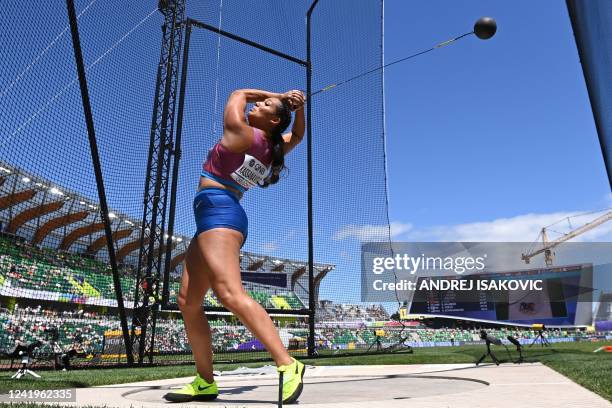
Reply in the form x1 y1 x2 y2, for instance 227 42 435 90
230 154 270 188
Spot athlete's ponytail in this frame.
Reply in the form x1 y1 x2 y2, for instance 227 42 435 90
260 101 291 188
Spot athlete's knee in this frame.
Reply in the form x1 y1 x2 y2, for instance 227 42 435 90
178 291 202 313
213 285 249 312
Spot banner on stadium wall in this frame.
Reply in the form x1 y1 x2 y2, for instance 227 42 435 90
595 320 612 331
234 339 265 351
241 272 287 288
461 341 486 346
103 329 139 356
459 337 578 347
0 284 135 309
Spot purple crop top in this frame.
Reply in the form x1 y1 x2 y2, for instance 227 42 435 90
201 127 272 193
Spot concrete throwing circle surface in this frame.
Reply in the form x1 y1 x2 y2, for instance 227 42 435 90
122 365 488 406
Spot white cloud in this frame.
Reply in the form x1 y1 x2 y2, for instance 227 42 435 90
399 210 612 242
333 222 412 242
333 192 612 247
261 241 279 251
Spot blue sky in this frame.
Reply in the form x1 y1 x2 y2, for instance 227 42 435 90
384 0 611 242
318 0 612 304
379 0 612 311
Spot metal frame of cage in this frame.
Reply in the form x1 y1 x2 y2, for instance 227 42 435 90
161 5 319 357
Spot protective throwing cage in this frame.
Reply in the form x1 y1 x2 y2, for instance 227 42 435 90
0 0 390 369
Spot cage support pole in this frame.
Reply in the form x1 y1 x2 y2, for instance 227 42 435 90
187 18 307 66
65 0 133 365
306 0 320 358
162 21 192 306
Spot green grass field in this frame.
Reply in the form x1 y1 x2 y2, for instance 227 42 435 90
0 340 610 407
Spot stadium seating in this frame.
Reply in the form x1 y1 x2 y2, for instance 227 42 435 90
0 305 604 362
0 236 305 310
1 236 603 361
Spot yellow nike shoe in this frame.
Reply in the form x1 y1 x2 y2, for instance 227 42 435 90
277 358 305 404
163 373 218 402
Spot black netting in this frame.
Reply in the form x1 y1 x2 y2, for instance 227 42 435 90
0 0 391 368
309 2 397 347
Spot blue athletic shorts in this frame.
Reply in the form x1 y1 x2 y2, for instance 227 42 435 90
193 188 248 247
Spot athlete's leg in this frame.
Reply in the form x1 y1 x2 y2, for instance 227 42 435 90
178 240 214 383
194 227 292 366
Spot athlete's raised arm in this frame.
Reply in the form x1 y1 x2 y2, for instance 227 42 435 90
282 91 305 155
222 89 282 152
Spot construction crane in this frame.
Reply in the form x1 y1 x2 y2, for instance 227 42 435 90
521 210 612 265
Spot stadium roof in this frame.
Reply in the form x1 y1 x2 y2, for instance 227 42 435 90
0 160 185 267
0 161 334 286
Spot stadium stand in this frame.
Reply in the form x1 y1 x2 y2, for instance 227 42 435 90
0 234 309 311
317 300 389 322
0 304 609 368
0 162 608 364
0 161 332 314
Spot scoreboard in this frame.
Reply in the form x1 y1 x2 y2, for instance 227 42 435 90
409 264 592 326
